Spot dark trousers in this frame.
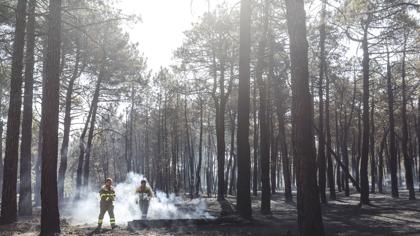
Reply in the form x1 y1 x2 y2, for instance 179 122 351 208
98 201 115 227
139 199 150 219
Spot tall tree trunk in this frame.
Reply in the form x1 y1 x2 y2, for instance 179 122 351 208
75 104 92 199
213 60 227 201
277 101 292 202
370 89 376 193
256 0 271 213
34 36 48 207
82 67 104 187
1 0 27 223
386 46 399 198
400 31 415 200
195 98 204 196
58 39 81 201
325 72 335 200
317 0 327 204
40 0 62 233
335 110 342 192
0 89 3 200
236 0 252 219
360 18 371 205
252 76 258 196
228 109 236 195
285 0 324 234
268 34 277 195
378 129 387 193
206 112 213 197
417 96 420 192
18 0 35 217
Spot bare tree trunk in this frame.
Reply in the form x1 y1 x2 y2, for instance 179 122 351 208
400 31 415 200
386 46 399 198
317 0 327 204
1 0 27 223
0 91 3 200
229 109 237 195
236 0 252 219
370 89 376 194
252 76 258 196
378 129 387 193
360 19 371 205
325 72 335 200
335 110 342 192
285 0 324 234
58 38 82 201
277 102 292 202
206 112 213 197
417 96 420 192
82 67 104 187
75 104 92 199
18 0 35 216
40 0 62 233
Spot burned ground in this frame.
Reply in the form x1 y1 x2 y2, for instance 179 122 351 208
1 191 419 236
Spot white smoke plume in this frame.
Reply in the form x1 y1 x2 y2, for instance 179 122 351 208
64 172 214 226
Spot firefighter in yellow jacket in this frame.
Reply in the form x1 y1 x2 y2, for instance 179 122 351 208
95 178 117 232
136 179 154 219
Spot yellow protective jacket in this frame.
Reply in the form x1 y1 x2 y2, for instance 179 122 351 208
99 185 115 202
135 186 154 200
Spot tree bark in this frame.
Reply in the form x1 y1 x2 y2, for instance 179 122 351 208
285 0 324 234
1 0 27 223
18 0 35 217
400 31 415 200
252 76 258 196
386 46 399 198
58 38 82 201
82 66 104 187
236 0 252 219
378 129 388 193
40 0 62 233
360 17 371 205
196 98 204 196
256 0 271 214
317 0 327 204
369 88 376 194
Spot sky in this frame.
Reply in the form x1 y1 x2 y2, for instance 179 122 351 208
117 0 234 72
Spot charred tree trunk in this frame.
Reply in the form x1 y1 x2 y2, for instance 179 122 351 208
277 102 292 202
228 109 236 195
285 0 324 234
401 31 415 200
58 39 82 201
418 96 420 192
360 18 371 205
317 0 327 204
18 0 35 216
82 67 104 187
196 98 204 196
325 72 335 200
256 1 271 213
75 104 92 198
236 0 252 219
252 76 259 196
386 47 399 198
370 89 376 194
1 0 27 223
40 0 62 233
378 129 387 193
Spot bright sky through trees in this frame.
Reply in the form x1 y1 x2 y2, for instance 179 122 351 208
118 0 233 71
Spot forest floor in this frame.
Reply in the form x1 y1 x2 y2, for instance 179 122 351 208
1 190 420 235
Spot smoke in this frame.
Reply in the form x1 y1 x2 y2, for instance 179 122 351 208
64 172 214 226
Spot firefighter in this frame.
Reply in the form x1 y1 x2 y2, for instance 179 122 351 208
135 179 154 219
95 178 117 232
